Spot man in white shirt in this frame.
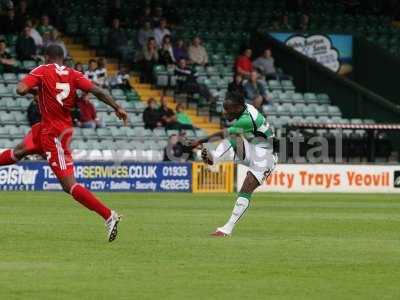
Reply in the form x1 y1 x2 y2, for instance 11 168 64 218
26 20 43 47
153 18 171 48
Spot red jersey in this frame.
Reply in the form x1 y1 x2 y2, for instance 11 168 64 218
22 64 94 132
235 55 253 73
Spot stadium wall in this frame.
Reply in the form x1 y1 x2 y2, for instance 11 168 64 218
353 36 400 107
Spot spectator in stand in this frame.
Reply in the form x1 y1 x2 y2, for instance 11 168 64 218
175 103 193 129
110 66 132 90
228 74 245 96
38 15 54 35
235 47 252 78
158 96 194 130
1 8 18 35
15 1 31 31
75 93 104 128
269 16 281 31
158 96 179 129
74 62 84 73
139 6 153 26
281 14 293 30
173 39 189 62
188 36 208 66
158 35 175 65
138 21 155 48
243 70 268 109
84 59 97 82
157 96 192 130
298 14 310 31
152 6 164 26
107 18 128 60
175 58 213 102
27 96 41 126
141 37 159 83
25 19 42 48
253 48 277 80
15 26 37 60
48 29 67 58
143 98 162 130
0 39 17 72
154 18 171 48
95 57 109 88
163 133 194 162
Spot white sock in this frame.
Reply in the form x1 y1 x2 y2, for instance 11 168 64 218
219 196 250 235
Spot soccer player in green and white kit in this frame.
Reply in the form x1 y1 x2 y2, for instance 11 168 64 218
191 92 277 236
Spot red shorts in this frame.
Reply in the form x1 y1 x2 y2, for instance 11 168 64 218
23 122 74 178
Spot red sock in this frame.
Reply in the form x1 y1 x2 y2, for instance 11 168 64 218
70 184 112 220
0 149 18 165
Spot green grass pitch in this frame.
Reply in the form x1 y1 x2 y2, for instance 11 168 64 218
0 192 400 299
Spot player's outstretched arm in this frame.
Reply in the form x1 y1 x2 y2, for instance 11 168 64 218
90 85 128 125
16 82 37 96
192 130 228 148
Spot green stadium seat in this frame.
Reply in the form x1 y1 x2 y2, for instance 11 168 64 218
317 93 330 104
304 93 318 104
133 102 146 111
314 105 329 116
22 60 37 70
82 128 97 139
302 105 315 116
268 80 281 91
0 112 15 124
281 80 295 91
304 116 318 123
0 84 11 96
2 73 17 83
153 128 167 137
328 105 342 117
96 127 112 138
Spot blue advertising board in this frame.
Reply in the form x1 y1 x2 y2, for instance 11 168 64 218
0 161 192 192
270 32 353 75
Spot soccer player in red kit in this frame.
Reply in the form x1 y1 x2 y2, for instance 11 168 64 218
0 45 128 242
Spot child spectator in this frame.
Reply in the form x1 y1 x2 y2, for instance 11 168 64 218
75 93 104 128
158 35 175 65
84 59 97 83
95 57 109 88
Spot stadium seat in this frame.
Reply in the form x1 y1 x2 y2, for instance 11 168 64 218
304 93 318 104
317 93 331 104
2 73 17 83
327 106 342 117
281 80 295 91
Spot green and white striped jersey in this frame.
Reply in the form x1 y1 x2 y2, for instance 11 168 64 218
227 104 274 148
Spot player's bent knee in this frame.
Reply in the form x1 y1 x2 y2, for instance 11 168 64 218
58 176 77 194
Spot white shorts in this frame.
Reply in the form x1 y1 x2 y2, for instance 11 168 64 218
240 138 277 184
